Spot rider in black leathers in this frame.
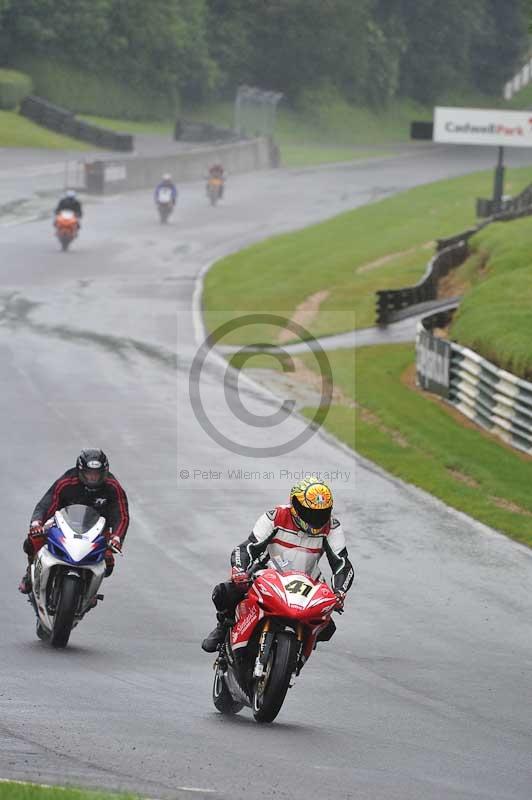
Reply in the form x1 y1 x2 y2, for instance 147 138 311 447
55 190 83 221
18 449 129 594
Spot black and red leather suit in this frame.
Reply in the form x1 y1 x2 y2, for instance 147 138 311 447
26 468 129 559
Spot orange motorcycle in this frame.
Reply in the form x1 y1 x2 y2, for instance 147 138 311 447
206 176 224 206
54 210 79 251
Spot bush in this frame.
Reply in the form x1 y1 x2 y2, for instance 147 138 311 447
0 69 33 110
12 56 177 121
292 82 428 146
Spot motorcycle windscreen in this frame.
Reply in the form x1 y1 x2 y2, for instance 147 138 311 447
59 504 103 534
267 549 321 578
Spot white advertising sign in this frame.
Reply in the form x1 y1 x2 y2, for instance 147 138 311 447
104 164 127 182
434 107 532 147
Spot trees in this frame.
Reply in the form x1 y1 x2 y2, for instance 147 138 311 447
371 0 528 104
471 0 529 93
0 0 529 114
1 0 214 105
207 0 374 103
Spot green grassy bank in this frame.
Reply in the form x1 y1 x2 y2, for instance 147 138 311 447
209 166 532 546
0 110 90 150
203 166 532 345
295 345 532 546
233 342 532 545
0 782 138 800
448 217 532 379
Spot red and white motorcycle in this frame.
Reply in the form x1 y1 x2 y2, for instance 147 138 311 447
211 556 341 723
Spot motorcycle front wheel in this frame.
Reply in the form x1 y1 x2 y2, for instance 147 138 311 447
50 574 81 648
252 632 298 723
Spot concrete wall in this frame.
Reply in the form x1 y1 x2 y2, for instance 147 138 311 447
85 137 275 194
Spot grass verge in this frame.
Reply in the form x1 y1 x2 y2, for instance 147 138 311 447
0 782 138 800
0 111 90 150
447 217 532 379
186 98 419 165
206 120 532 545
292 344 532 546
203 166 532 345
80 111 393 167
80 115 173 136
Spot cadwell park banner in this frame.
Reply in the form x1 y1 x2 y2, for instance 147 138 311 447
434 107 532 147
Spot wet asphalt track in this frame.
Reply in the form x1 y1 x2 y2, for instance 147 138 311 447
1 144 532 800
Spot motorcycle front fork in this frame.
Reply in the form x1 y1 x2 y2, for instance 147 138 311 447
253 621 305 686
253 620 273 679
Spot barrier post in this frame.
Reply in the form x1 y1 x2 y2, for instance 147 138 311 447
84 161 105 194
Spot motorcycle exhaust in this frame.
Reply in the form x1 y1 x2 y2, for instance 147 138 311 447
225 669 251 708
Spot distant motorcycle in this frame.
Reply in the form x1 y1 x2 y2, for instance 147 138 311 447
54 210 79 251
27 505 116 648
155 186 175 223
211 556 340 723
206 176 224 206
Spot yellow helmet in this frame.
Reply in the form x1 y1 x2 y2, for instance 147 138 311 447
290 476 333 536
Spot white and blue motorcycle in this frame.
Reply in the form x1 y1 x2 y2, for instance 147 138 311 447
29 504 110 648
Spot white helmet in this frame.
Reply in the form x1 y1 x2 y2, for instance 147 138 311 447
162 174 172 182
66 189 76 198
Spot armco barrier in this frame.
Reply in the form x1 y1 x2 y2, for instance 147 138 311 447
416 309 532 455
376 240 469 325
376 181 532 326
20 95 133 152
174 119 239 143
84 137 274 195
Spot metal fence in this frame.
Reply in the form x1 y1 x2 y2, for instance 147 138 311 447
376 240 469 325
234 85 283 139
417 310 532 455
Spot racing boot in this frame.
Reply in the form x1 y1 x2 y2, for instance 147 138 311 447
18 565 32 594
201 612 228 653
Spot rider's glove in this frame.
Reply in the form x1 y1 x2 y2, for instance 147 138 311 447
107 535 122 553
231 566 250 587
29 520 44 537
26 521 46 554
334 590 346 614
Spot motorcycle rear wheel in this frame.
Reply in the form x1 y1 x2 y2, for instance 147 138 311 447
212 665 243 715
252 632 298 723
50 575 81 648
60 237 70 251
